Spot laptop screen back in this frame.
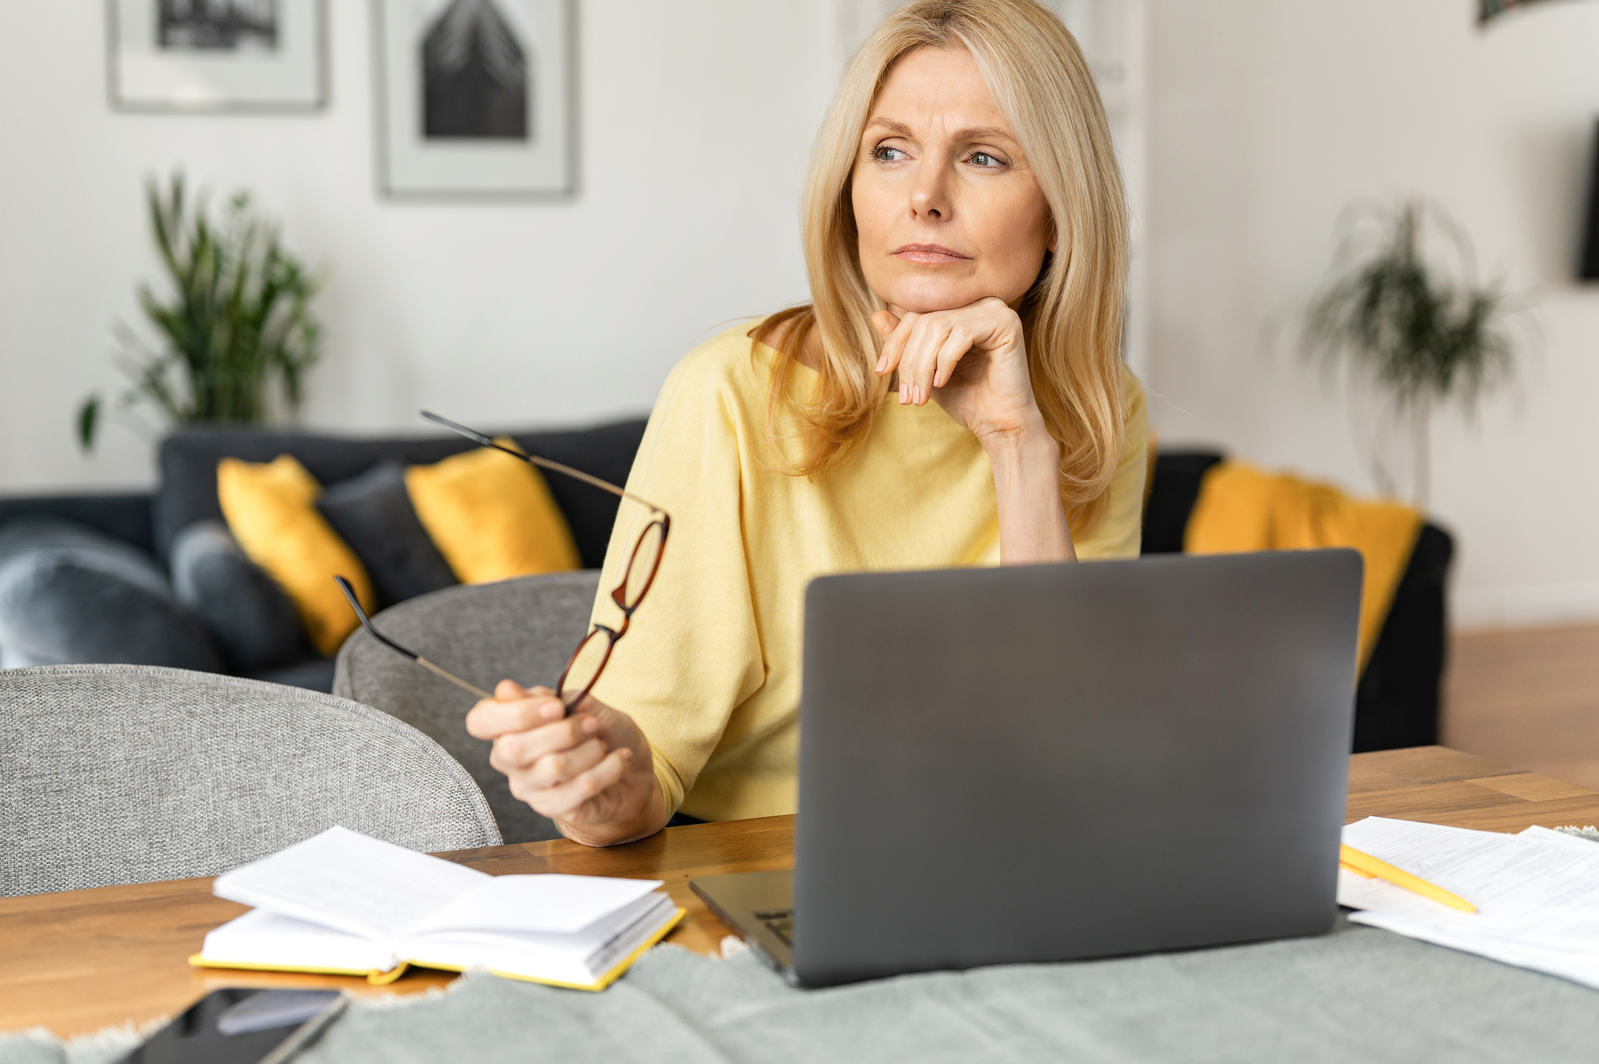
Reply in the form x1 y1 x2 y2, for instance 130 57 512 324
792 549 1361 987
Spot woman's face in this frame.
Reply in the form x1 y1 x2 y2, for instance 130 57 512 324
851 45 1053 316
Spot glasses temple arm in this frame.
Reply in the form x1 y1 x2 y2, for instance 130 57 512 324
419 410 668 516
335 575 494 701
414 658 494 701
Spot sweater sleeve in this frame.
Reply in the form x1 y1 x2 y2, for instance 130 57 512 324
583 349 767 815
1073 366 1150 561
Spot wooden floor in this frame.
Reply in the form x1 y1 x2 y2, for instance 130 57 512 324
1444 623 1599 794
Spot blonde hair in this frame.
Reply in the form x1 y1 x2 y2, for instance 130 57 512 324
755 0 1129 533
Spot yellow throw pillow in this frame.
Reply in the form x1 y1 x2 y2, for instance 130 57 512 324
405 441 581 585
216 455 377 657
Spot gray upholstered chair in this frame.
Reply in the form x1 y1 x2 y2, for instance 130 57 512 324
0 664 501 898
334 571 602 844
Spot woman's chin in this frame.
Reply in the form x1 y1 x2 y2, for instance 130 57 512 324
878 282 1012 316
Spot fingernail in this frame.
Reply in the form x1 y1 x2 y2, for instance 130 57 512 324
875 356 887 373
914 385 923 404
899 384 907 403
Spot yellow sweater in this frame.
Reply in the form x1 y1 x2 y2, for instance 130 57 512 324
587 322 1150 821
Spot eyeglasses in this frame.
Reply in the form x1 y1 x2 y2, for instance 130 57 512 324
334 410 670 717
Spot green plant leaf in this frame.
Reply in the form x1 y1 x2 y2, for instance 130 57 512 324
1303 199 1516 417
76 395 100 452
107 170 325 432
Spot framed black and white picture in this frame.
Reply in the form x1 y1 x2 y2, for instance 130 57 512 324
374 0 574 198
107 0 328 112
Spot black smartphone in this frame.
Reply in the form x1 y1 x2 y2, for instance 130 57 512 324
116 988 345 1064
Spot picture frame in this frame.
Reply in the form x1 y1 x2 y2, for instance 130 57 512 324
1478 0 1562 24
372 0 575 199
107 0 329 113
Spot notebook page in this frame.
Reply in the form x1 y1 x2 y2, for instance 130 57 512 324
401 893 677 986
581 894 679 979
401 874 664 937
1340 817 1599 952
201 909 399 973
213 826 490 942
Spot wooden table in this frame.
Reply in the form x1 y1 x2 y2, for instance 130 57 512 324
7 745 1599 1038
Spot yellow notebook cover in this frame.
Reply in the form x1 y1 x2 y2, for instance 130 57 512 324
190 908 686 992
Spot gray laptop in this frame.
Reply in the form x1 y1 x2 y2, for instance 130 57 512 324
691 549 1362 987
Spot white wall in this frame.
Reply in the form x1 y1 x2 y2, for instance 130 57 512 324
0 1 834 491
1144 0 1599 629
0 1 1148 497
13 0 1590 631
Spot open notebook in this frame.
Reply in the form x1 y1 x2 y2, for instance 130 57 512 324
192 827 684 991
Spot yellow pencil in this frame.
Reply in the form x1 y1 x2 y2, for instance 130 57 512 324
1340 844 1477 913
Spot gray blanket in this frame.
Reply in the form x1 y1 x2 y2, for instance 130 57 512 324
8 919 1598 1064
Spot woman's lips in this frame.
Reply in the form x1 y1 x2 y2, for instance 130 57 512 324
893 243 970 264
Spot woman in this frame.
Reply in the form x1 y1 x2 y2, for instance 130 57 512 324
467 0 1147 846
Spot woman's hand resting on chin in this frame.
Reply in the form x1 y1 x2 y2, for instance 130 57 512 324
872 297 1045 446
465 680 667 846
873 297 1075 564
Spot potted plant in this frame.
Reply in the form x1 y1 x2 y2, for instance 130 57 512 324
1303 199 1518 506
78 172 323 449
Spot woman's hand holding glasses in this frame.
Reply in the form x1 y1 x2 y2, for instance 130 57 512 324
465 681 668 845
338 412 676 846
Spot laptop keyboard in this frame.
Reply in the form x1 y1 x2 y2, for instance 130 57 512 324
754 908 794 946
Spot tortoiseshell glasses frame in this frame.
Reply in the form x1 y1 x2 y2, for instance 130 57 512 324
335 410 669 717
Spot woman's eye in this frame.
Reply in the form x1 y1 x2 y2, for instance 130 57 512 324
969 151 1004 168
872 145 907 162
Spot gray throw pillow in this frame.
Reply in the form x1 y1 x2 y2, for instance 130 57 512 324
170 521 307 672
315 462 459 609
0 515 222 671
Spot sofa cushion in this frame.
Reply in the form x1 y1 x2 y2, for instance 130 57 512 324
314 462 459 609
0 516 221 671
405 444 581 585
217 456 376 657
170 521 307 673
155 419 648 569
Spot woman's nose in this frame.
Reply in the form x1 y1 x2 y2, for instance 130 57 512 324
909 164 951 221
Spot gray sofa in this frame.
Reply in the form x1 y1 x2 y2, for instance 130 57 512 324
0 438 1450 762
0 418 647 692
